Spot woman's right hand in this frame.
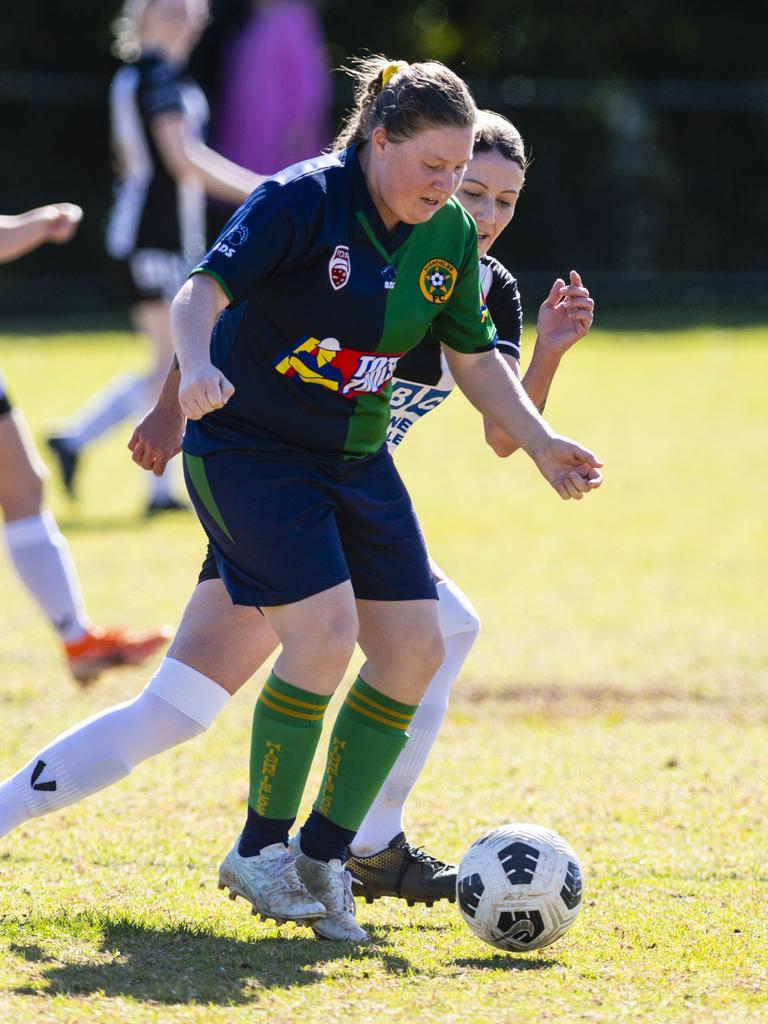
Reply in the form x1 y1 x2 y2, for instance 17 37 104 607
178 363 235 420
45 203 83 244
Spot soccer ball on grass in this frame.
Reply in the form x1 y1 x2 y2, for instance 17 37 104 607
456 822 583 952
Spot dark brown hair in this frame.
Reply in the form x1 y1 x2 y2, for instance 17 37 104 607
334 56 476 150
473 109 528 173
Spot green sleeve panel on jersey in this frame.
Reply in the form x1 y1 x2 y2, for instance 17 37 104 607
432 206 498 354
190 267 234 303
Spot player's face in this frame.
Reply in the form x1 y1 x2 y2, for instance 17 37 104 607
143 0 208 57
456 149 525 258
367 124 475 232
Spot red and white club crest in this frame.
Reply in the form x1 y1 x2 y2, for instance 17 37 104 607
328 245 351 291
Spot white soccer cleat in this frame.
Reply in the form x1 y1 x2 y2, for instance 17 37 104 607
218 838 326 925
289 834 370 942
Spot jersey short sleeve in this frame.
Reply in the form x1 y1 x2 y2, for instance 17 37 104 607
139 58 185 119
429 206 497 355
484 255 522 362
190 178 315 305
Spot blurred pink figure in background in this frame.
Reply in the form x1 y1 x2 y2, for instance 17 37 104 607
213 0 330 173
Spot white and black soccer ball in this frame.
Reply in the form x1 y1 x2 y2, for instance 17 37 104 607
456 823 583 952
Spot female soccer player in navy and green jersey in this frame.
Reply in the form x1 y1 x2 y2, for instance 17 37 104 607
0 64 600 942
173 58 601 941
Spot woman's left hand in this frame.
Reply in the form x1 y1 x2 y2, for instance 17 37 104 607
530 434 604 500
536 270 594 356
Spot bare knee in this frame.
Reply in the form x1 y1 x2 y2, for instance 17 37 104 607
293 613 358 673
268 590 359 694
362 625 445 704
0 412 46 520
1 466 44 520
412 626 446 687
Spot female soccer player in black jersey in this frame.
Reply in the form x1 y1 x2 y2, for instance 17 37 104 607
47 0 262 514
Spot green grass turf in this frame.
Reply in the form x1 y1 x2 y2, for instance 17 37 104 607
0 322 766 1023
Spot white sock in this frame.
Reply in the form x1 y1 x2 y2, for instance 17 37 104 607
4 510 90 643
0 658 229 839
351 579 481 856
57 372 151 450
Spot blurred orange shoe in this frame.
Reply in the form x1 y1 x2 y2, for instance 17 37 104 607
64 625 173 685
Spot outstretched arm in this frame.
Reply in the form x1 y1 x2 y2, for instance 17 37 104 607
0 204 82 264
484 270 595 457
152 114 264 204
445 345 602 500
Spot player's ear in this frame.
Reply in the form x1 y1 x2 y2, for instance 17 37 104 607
369 126 390 161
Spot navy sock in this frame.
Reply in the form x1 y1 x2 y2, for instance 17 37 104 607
238 805 295 857
299 808 356 863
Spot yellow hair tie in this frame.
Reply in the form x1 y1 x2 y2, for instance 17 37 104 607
381 61 408 88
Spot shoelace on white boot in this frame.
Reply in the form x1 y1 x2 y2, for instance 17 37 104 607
323 860 355 913
264 850 311 898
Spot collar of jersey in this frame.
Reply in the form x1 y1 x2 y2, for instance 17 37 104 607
345 144 414 256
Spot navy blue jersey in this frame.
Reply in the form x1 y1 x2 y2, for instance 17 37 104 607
184 145 497 461
105 54 208 261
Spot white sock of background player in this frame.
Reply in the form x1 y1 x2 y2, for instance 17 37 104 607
0 658 229 839
4 509 92 643
53 372 150 450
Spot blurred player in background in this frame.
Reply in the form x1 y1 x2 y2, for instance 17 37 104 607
46 0 263 515
0 203 171 682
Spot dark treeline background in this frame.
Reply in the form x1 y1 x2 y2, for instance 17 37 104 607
1 1 766 315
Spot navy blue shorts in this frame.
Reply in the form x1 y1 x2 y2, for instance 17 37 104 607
184 446 436 608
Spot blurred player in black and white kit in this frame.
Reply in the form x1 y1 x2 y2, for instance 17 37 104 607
0 204 171 681
47 0 262 514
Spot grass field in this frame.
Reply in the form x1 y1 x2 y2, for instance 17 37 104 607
0 319 766 1023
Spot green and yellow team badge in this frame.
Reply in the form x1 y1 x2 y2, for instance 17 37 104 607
419 258 457 304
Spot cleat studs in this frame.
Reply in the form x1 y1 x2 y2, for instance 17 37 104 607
217 883 225 890
229 892 237 900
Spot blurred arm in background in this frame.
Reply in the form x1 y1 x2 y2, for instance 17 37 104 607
0 204 82 264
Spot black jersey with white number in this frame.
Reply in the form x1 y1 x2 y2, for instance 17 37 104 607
105 53 208 262
387 254 522 449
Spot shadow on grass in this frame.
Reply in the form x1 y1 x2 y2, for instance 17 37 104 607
449 953 557 971
54 515 153 534
5 909 412 1005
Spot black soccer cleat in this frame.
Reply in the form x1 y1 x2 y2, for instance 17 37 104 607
46 435 80 498
347 832 457 907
